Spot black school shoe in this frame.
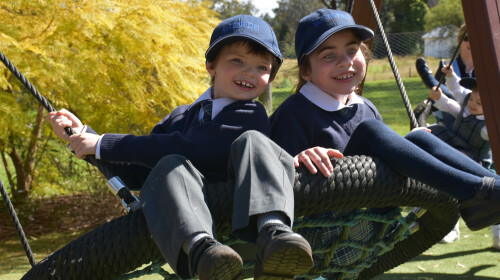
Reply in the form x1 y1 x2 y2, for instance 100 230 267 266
254 223 313 280
188 236 243 280
416 57 436 89
460 177 500 231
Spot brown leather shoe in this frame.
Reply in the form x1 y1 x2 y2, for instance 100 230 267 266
189 237 243 280
254 224 313 280
460 177 500 231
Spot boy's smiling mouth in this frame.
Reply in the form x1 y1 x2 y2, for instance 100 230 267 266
235 80 254 88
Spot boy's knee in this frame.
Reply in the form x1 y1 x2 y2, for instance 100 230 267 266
232 130 266 149
155 154 188 170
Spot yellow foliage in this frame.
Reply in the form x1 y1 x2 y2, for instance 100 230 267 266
0 0 219 134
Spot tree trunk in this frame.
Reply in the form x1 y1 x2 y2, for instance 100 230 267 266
6 105 45 201
0 150 15 190
9 143 28 201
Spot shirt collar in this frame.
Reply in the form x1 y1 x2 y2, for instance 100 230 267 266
299 82 364 111
193 87 237 120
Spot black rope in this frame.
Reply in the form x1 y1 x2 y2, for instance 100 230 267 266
0 48 77 267
435 31 468 90
0 177 36 267
0 49 74 135
347 0 355 14
417 31 467 127
367 0 419 129
0 49 55 112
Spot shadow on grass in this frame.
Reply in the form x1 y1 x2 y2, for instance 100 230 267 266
412 247 496 261
374 265 498 279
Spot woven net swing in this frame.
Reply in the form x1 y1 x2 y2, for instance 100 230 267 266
19 155 459 280
0 1 461 279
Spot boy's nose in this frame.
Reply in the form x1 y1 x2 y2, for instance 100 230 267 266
243 67 255 77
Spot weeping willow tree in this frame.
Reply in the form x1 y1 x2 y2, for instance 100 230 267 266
0 0 218 200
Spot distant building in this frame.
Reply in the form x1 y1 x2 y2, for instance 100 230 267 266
422 27 458 58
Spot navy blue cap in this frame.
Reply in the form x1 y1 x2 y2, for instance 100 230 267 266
459 77 477 90
295 9 374 63
205 14 282 66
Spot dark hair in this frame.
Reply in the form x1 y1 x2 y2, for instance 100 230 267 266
207 39 281 83
295 41 372 94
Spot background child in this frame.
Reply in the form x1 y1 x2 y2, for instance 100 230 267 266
271 8 500 249
429 76 490 167
416 24 474 128
47 14 313 280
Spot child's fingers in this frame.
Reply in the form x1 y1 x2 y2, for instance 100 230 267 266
305 148 331 177
297 153 318 175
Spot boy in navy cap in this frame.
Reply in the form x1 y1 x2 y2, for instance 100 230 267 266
47 14 313 280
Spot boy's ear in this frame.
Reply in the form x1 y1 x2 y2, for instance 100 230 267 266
206 62 216 78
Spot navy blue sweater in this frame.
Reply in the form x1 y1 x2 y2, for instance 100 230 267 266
270 93 382 156
90 99 270 189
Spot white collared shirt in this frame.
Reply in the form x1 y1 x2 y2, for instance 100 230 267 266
192 87 237 121
299 82 365 111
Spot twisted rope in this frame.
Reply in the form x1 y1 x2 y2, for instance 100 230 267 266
0 49 55 112
367 0 418 129
0 177 36 267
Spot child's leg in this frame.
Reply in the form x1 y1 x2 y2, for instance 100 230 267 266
140 154 241 279
228 130 313 279
404 129 499 179
344 119 481 200
344 119 500 230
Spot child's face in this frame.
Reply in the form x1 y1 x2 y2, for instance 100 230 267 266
301 30 366 99
468 90 483 115
206 42 273 100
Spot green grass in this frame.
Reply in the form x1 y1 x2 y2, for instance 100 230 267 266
2 219 498 279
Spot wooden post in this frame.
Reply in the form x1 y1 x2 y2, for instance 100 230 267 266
259 82 272 114
349 0 384 95
461 0 500 166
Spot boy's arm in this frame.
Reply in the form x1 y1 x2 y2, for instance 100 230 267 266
432 90 461 117
98 101 270 172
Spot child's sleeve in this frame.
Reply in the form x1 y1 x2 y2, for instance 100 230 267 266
445 73 470 104
433 94 461 117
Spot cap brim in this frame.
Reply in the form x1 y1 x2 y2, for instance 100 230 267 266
301 25 374 60
459 77 477 90
205 35 283 66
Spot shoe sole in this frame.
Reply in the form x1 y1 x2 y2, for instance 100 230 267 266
198 247 243 280
255 238 313 280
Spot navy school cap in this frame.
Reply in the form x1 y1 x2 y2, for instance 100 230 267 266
295 9 374 63
459 77 477 90
205 14 283 66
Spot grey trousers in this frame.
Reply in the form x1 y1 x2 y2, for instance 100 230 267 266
139 130 295 278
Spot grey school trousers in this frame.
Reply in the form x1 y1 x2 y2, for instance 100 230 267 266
139 130 295 278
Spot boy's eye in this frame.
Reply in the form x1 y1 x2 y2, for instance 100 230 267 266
258 65 268 71
232 58 243 63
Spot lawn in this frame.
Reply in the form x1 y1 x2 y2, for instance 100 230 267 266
2 69 499 279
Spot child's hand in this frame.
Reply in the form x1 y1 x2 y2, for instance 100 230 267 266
441 65 454 77
294 147 343 177
411 127 431 133
46 109 84 141
429 86 442 101
68 133 100 159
